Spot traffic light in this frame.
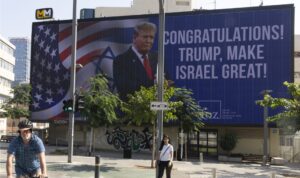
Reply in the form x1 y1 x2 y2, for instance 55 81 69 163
75 94 84 112
63 99 73 112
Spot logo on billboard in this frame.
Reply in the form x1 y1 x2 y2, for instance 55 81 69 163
36 8 53 20
199 100 222 120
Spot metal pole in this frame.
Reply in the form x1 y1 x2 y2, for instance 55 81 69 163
156 0 165 177
212 168 216 178
260 90 271 166
95 155 100 178
68 0 77 163
262 104 268 166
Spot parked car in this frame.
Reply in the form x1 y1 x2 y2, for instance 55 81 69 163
0 135 18 143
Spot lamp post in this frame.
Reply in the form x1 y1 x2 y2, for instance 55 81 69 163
67 0 78 163
156 0 165 177
260 89 272 166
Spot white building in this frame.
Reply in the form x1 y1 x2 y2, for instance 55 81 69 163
0 34 15 136
294 35 300 82
95 0 192 17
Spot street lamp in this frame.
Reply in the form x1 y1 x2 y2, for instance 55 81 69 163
68 0 78 163
156 0 165 177
260 89 272 166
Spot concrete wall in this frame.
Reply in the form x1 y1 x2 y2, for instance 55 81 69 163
49 122 179 152
216 126 279 157
49 123 281 157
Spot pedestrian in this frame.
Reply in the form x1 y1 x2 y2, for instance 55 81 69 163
158 135 174 178
6 119 48 178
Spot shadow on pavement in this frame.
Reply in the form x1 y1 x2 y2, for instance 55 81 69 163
48 163 120 173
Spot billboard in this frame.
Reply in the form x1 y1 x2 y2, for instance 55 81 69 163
30 5 294 125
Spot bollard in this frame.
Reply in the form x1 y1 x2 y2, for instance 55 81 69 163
270 172 275 178
212 168 216 178
95 155 100 178
199 152 203 164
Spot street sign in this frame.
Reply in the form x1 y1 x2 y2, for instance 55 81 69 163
150 101 169 111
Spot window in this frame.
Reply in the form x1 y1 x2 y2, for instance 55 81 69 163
280 135 294 146
176 0 190 6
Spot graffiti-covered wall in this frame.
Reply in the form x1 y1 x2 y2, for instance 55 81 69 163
49 122 179 152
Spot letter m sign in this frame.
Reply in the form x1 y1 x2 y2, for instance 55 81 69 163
36 8 53 20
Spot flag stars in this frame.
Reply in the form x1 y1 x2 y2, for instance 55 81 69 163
39 40 45 49
40 58 46 67
44 28 51 37
46 88 53 96
34 34 39 43
32 101 40 109
50 33 57 42
54 63 60 73
46 98 54 105
54 77 60 84
36 84 43 91
34 93 42 101
50 49 57 58
44 45 50 54
46 62 52 71
38 25 44 32
32 24 71 112
57 87 65 95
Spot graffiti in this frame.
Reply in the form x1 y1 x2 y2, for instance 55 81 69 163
106 127 153 152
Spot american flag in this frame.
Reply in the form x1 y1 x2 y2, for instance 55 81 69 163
30 18 149 121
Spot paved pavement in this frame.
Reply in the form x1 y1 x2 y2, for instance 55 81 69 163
1 144 300 178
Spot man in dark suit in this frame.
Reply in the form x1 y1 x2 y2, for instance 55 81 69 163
113 22 157 101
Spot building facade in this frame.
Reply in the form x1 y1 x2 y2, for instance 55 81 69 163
294 35 300 83
46 4 299 162
9 37 31 86
0 34 15 136
95 0 192 17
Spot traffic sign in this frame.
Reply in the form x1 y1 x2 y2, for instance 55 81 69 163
150 101 169 111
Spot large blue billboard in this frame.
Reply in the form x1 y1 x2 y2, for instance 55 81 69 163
164 5 294 125
30 5 293 125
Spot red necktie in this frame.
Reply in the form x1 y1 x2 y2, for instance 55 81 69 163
143 55 153 80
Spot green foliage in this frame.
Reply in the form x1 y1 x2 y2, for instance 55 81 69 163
9 84 32 105
256 82 300 130
80 74 122 128
220 132 238 155
122 82 182 126
173 88 210 132
0 84 31 119
122 83 210 131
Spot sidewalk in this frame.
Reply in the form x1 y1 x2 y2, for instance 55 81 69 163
1 145 300 178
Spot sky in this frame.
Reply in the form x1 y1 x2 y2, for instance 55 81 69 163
0 0 299 39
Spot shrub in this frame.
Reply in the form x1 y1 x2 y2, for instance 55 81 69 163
220 132 238 155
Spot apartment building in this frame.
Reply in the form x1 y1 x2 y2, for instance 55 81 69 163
0 34 15 136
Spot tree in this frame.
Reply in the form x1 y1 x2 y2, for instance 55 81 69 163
172 88 210 160
256 81 300 132
122 82 182 167
0 84 31 134
173 88 210 132
79 74 122 154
